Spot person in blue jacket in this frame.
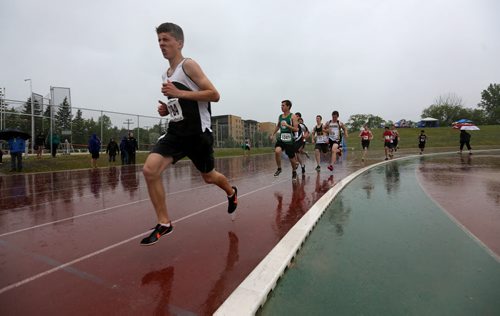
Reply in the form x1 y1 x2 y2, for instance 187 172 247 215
119 136 129 165
8 136 26 172
88 133 101 168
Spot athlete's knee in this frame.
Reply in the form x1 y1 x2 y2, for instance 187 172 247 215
143 164 161 181
201 171 217 184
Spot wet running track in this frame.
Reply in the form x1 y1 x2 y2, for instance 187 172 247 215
2 151 499 315
0 154 360 315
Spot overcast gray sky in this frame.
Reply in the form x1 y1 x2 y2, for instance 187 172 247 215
1 0 499 127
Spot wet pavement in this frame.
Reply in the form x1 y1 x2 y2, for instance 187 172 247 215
0 153 363 315
260 151 500 315
1 151 499 315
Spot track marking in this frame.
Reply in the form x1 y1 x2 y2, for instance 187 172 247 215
0 178 289 295
415 167 500 263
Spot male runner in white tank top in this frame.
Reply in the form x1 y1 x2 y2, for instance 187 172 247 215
140 22 238 245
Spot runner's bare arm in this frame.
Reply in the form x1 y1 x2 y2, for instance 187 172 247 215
161 59 219 102
270 120 281 140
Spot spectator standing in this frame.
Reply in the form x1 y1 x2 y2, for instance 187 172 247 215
49 134 60 158
127 132 138 164
35 132 45 159
119 136 129 165
8 136 25 172
106 138 119 163
88 133 101 168
63 139 71 155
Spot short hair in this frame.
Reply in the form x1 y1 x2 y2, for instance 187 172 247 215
316 115 322 120
332 111 339 116
156 22 184 42
295 112 302 118
421 130 425 133
282 100 292 108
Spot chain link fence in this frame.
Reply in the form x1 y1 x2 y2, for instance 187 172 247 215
0 98 167 153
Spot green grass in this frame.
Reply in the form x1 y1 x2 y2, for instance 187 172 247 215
1 126 499 174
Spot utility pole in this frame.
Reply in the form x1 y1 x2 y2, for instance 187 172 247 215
123 119 134 133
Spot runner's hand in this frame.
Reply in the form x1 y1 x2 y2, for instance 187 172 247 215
158 100 169 117
161 80 182 98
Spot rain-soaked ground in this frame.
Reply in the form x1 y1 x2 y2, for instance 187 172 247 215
1 151 499 315
261 151 500 315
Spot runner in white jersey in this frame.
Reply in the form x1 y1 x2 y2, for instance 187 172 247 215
312 115 328 171
294 112 309 174
324 110 348 171
140 22 238 246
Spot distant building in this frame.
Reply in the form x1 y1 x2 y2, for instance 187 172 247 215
211 115 244 147
211 115 276 148
258 122 276 135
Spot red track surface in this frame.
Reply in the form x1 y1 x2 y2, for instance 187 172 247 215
0 155 350 315
2 152 499 314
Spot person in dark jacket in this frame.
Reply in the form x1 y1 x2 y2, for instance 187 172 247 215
49 134 60 158
127 132 138 164
106 138 119 163
88 133 101 168
35 132 45 158
119 136 129 165
8 136 26 172
459 130 472 155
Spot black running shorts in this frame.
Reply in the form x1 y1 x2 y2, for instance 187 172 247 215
151 130 215 173
361 140 370 149
314 143 329 153
275 141 296 158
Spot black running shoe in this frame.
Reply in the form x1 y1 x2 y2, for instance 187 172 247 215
140 223 173 246
292 171 297 180
274 168 282 177
228 186 238 214
301 165 305 174
315 165 320 171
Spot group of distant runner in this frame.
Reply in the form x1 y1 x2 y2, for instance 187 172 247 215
267 103 435 180
270 101 350 180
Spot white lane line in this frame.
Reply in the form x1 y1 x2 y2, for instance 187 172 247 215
0 178 289 295
0 183 212 238
415 168 500 263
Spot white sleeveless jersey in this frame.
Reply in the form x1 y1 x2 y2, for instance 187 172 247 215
162 59 212 135
327 120 342 141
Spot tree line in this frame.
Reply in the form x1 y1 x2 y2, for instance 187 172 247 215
346 83 499 131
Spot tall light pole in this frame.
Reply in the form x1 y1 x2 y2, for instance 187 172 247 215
24 79 34 153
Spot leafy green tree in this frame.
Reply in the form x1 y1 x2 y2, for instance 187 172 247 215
346 114 385 132
72 109 86 145
96 114 113 143
4 106 24 130
54 97 72 135
478 83 500 124
421 93 467 126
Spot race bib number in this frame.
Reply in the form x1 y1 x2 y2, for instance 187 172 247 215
384 135 391 140
329 129 339 141
316 135 328 144
280 133 292 142
166 98 184 122
362 136 369 140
